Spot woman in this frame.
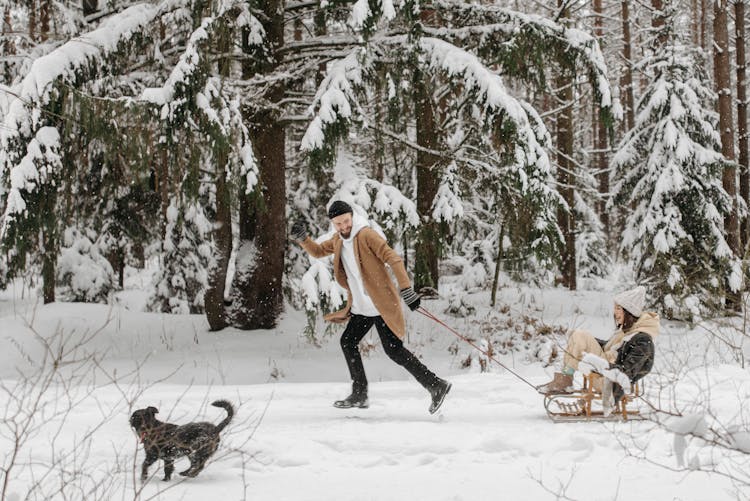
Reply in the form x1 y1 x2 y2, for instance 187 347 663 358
537 286 660 399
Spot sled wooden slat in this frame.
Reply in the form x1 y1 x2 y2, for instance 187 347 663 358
544 373 645 423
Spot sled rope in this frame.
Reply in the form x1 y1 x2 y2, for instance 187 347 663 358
416 307 538 391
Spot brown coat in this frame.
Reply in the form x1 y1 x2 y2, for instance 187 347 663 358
299 228 412 339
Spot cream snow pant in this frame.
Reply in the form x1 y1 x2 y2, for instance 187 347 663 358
563 329 608 371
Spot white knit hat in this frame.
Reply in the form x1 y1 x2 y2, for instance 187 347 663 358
613 286 646 317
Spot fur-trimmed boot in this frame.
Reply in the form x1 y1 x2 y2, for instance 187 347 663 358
536 372 574 395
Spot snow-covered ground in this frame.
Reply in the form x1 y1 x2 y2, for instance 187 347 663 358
1 270 749 501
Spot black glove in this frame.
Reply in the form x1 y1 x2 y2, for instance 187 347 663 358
291 219 307 241
400 287 421 311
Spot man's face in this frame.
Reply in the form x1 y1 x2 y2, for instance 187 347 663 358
332 212 353 238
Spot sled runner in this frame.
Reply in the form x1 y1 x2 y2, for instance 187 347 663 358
544 373 646 423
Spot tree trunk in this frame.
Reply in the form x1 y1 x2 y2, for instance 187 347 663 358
41 187 57 304
593 0 609 237
490 224 505 308
231 110 285 329
413 65 441 291
651 0 667 46
556 1 576 290
107 249 125 288
692 0 700 46
702 0 709 52
42 240 55 303
231 0 286 329
556 78 577 290
2 7 14 82
413 7 442 291
204 21 234 331
205 154 232 331
736 0 750 248
314 9 327 87
39 0 49 42
157 143 170 238
27 0 35 42
714 0 741 308
621 0 635 132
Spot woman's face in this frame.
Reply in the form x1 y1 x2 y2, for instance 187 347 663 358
614 303 625 327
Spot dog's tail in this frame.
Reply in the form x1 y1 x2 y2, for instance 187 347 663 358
212 400 234 432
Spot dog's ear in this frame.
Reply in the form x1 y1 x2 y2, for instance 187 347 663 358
147 406 158 415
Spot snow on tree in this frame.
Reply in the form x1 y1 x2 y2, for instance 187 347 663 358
611 44 737 319
2 0 629 332
0 2 171 302
574 175 611 280
137 6 260 319
56 226 116 303
148 200 213 315
0 0 260 316
432 161 464 224
298 0 618 298
0 124 63 302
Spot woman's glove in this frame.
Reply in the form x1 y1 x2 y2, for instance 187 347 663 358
400 287 421 311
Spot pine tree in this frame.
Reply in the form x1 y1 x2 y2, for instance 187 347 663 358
1 1 259 316
299 1 618 298
57 226 116 303
2 0 623 334
611 39 739 319
149 200 213 314
1 3 168 302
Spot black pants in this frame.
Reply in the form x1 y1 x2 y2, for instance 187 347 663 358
340 314 440 395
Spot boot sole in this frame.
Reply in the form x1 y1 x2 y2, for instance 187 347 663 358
333 401 369 409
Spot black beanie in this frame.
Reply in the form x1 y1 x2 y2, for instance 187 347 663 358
327 200 353 219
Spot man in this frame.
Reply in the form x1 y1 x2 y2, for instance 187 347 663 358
291 200 451 414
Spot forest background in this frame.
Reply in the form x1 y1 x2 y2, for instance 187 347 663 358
3 1 750 500
3 0 750 330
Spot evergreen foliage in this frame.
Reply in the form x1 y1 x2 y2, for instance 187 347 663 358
1 0 259 312
611 45 738 320
57 226 116 303
149 200 213 314
298 0 617 305
0 0 633 335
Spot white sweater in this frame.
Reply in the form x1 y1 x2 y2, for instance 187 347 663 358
340 213 380 317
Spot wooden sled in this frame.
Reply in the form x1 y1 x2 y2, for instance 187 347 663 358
544 373 646 423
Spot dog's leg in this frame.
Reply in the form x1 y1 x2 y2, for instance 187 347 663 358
141 453 158 482
163 458 174 481
180 441 217 478
180 453 206 477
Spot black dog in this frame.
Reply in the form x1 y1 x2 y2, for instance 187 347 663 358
130 400 234 481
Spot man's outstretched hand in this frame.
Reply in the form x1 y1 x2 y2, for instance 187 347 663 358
291 219 307 241
400 287 421 311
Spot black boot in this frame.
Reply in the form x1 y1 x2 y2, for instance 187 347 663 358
428 379 452 414
333 392 369 409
